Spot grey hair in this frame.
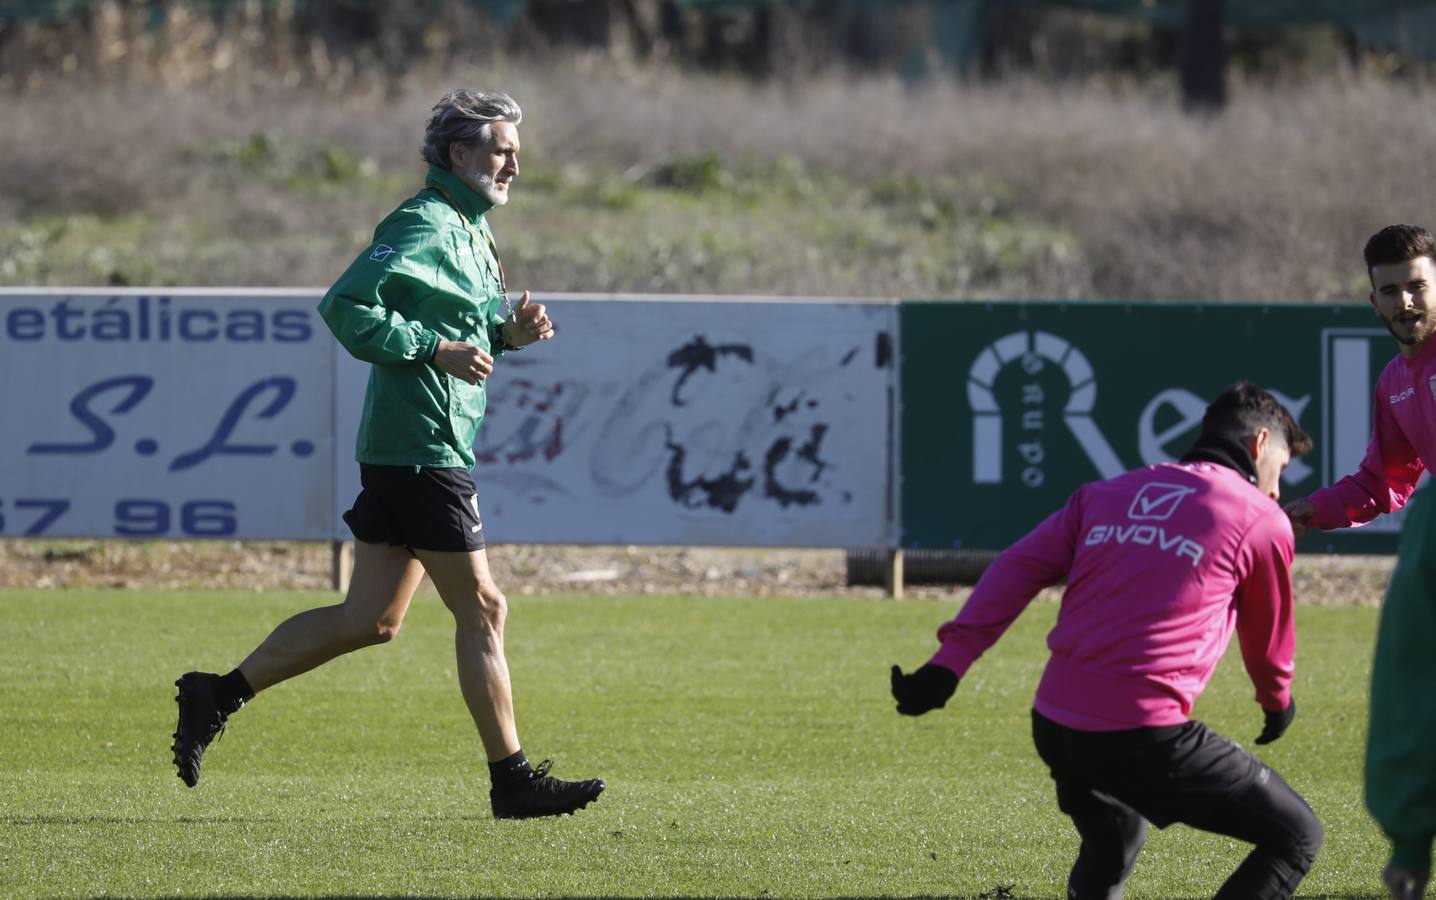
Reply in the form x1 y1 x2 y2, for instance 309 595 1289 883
421 89 523 170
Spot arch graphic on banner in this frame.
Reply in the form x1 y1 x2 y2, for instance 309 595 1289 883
967 330 1124 484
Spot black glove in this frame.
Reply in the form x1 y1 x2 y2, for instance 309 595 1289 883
890 663 959 716
1254 698 1296 745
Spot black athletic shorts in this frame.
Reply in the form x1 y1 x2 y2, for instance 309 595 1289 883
343 464 485 553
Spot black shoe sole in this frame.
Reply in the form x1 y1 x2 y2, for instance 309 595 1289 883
492 783 605 820
171 674 211 788
171 751 199 787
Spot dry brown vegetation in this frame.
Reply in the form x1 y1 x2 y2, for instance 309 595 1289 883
3 62 1433 300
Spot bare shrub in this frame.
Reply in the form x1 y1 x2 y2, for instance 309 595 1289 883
516 68 1436 299
2 61 1434 300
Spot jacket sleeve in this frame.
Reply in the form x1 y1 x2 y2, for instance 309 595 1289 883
1366 484 1436 872
928 487 1084 678
1233 507 1296 713
484 317 510 362
317 209 442 366
1308 391 1425 530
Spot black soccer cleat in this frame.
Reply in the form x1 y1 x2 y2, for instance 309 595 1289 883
490 759 605 819
170 671 234 787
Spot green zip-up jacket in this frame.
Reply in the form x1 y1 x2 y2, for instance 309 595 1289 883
318 165 509 470
1366 480 1436 872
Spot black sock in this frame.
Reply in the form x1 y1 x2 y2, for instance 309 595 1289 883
216 668 254 715
489 749 532 787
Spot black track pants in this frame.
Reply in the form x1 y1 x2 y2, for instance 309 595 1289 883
1031 710 1322 900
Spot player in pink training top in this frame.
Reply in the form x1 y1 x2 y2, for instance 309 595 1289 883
1288 224 1436 900
892 383 1320 900
1286 224 1436 537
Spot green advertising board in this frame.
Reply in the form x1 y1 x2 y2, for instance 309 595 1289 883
900 301 1411 554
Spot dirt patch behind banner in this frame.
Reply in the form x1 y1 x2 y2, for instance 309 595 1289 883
0 539 1394 604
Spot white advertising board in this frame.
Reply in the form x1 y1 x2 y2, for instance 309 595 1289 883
335 295 897 547
4 291 896 548
0 290 335 540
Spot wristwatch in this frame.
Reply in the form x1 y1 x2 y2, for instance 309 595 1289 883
492 321 523 352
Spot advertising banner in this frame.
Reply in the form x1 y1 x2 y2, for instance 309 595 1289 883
900 302 1410 554
5 291 896 548
334 296 898 547
0 290 335 539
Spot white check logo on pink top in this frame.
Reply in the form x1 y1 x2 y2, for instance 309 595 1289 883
1127 483 1196 521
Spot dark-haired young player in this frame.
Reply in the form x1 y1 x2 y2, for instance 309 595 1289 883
1283 223 1436 900
1285 223 1436 538
893 382 1321 900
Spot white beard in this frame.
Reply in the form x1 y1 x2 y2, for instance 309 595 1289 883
473 172 509 207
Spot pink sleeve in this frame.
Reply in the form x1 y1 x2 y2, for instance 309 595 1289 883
928 488 1083 678
1234 508 1296 712
1309 393 1425 529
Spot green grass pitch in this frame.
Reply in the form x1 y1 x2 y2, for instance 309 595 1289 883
0 588 1390 898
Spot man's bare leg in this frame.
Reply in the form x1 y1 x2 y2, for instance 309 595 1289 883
414 547 518 760
171 540 423 786
416 546 604 818
239 541 425 692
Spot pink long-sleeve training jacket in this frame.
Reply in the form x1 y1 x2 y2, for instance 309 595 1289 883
928 461 1295 732
1309 337 1436 530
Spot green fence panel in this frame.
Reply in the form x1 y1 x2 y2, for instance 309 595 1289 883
899 301 1411 555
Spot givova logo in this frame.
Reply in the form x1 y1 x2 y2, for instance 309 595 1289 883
1127 483 1195 521
1083 522 1205 567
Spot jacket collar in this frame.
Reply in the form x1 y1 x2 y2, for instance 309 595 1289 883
1179 432 1259 485
425 165 494 221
